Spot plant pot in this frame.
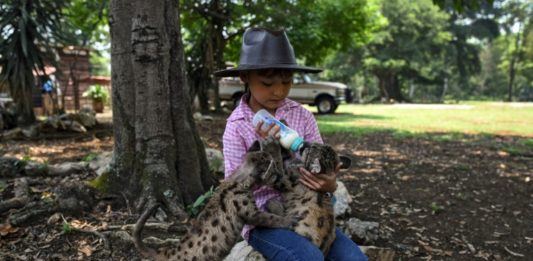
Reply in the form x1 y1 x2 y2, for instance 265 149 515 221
92 100 104 113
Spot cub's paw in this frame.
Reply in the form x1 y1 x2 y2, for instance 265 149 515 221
279 214 301 228
266 199 285 216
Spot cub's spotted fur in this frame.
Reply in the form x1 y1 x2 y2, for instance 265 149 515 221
133 138 295 261
250 142 351 259
280 143 350 255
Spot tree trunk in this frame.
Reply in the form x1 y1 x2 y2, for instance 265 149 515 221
375 71 406 102
211 13 225 113
109 0 216 217
507 25 523 102
16 82 36 126
408 81 416 99
189 0 227 113
440 77 448 102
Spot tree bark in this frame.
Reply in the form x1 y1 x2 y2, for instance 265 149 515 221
375 71 406 102
507 23 524 102
109 0 216 218
188 0 226 113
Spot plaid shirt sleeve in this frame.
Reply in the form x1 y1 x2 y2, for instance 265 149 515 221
222 120 247 178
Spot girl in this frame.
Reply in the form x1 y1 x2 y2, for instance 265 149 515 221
215 28 367 261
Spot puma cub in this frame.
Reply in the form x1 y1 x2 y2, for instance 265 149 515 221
249 141 351 259
133 138 296 261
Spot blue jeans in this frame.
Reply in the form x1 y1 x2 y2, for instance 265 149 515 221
249 227 368 261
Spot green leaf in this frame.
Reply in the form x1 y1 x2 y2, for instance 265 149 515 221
62 222 72 233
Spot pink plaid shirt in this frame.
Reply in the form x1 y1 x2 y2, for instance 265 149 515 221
223 95 323 240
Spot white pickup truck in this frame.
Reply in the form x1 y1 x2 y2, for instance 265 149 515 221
218 73 352 114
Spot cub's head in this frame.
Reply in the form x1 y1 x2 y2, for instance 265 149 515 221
299 143 351 175
243 137 284 187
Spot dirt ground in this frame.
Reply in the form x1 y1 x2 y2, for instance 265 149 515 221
1 113 532 260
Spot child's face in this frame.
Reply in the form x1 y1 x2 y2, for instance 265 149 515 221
242 70 294 112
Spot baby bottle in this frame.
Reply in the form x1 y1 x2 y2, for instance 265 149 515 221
252 109 304 152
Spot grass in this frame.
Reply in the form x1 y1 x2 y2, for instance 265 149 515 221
501 137 533 155
305 102 533 138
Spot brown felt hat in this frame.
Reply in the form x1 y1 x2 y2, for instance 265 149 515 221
214 28 322 77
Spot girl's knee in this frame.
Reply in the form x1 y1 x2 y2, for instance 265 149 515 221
249 228 324 261
326 228 368 261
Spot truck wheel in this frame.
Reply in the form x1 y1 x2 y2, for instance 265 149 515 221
316 96 336 114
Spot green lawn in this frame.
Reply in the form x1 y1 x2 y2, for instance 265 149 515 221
305 102 533 137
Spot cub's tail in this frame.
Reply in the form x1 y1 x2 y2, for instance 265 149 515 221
133 203 160 259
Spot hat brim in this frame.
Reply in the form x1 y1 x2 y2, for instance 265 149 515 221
214 64 322 77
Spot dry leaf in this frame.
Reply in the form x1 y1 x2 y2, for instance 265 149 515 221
0 224 19 236
70 219 88 229
47 213 62 224
78 245 93 257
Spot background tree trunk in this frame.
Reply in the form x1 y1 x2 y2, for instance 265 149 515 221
376 71 406 102
507 23 524 102
109 0 216 217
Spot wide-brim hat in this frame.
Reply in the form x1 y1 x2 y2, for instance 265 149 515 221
214 28 322 77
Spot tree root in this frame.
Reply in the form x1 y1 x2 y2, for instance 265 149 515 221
0 178 30 214
103 222 188 234
135 188 188 222
0 197 30 214
0 158 90 178
7 183 96 226
8 201 56 226
65 227 112 256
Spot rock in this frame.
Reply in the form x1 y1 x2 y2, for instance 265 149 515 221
88 151 112 176
76 110 96 127
47 162 89 176
44 116 61 129
223 241 255 261
193 112 203 121
359 246 395 261
21 125 39 138
54 183 96 212
0 157 20 176
66 120 87 133
344 217 390 244
205 148 224 173
333 181 352 217
193 112 214 122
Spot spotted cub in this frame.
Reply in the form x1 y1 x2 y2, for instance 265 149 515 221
133 138 296 261
279 142 351 255
249 142 351 260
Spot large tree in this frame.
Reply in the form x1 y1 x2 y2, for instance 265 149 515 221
499 0 531 101
108 0 215 217
362 0 451 102
182 0 372 112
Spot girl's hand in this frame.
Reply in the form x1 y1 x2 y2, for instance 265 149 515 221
298 162 341 193
255 120 281 139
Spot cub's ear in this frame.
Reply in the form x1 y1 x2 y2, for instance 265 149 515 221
339 155 352 169
298 142 311 154
248 140 261 152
